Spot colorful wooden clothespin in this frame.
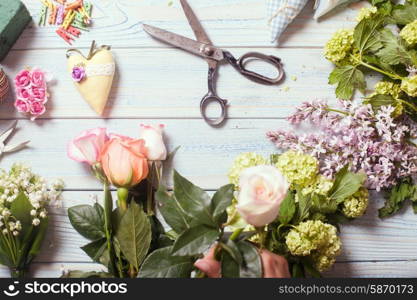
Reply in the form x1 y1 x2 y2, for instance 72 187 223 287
56 27 74 44
38 4 48 26
56 0 66 4
84 1 92 15
56 4 65 25
48 3 57 25
62 9 76 30
66 26 81 37
65 0 83 11
71 19 88 31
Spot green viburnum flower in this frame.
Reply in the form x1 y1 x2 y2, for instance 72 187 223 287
301 175 334 196
342 187 369 218
228 152 266 186
401 75 417 97
324 29 355 65
285 220 341 272
356 6 377 22
275 151 318 187
400 20 417 45
373 81 401 99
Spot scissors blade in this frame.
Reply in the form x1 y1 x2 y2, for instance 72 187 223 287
143 24 224 61
0 120 17 144
180 0 212 45
3 140 30 153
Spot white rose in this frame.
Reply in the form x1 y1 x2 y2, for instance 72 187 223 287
237 165 289 227
139 124 167 161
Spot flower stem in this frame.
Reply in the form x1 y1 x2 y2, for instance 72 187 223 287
103 183 118 277
117 187 129 212
325 108 349 115
229 228 243 241
398 99 417 112
350 55 402 80
10 268 25 278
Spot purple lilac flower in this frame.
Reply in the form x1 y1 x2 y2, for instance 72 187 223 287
72 66 86 82
267 100 417 191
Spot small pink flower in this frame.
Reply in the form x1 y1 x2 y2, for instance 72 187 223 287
15 99 30 113
30 86 47 103
14 70 31 88
17 88 31 100
30 68 46 87
29 101 46 119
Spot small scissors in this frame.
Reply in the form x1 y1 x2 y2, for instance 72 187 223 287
143 0 285 126
0 120 30 157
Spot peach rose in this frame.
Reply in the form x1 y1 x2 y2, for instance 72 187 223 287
99 135 149 188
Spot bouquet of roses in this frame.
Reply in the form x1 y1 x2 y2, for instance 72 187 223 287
0 164 63 278
65 125 169 278
138 150 367 278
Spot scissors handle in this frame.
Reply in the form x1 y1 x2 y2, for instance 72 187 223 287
223 51 284 85
200 67 227 127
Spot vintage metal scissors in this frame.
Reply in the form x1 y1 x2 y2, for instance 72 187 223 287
143 0 285 126
0 121 30 157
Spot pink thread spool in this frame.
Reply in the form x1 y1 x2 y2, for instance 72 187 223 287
0 68 9 102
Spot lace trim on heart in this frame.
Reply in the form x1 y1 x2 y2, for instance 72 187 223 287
85 63 115 77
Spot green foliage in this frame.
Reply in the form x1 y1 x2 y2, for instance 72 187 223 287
379 178 417 218
171 225 219 256
278 192 296 225
328 166 366 204
68 204 106 241
328 65 366 99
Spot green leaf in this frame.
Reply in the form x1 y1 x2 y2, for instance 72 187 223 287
211 184 234 225
376 28 417 66
173 170 216 227
365 93 395 110
354 16 384 54
291 263 305 278
311 194 338 214
392 3 417 25
68 204 105 241
328 166 366 204
138 246 194 278
156 185 191 234
278 192 296 225
10 193 33 235
237 241 262 278
379 178 417 218
81 238 107 263
221 250 240 278
329 65 366 100
295 190 312 222
115 201 152 270
220 240 242 265
26 218 49 265
171 225 219 256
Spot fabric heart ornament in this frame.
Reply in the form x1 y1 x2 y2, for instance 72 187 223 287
66 41 115 115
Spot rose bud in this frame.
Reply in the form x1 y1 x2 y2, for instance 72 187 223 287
138 124 167 161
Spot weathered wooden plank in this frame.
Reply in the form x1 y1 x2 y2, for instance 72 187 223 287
1 48 341 119
0 118 283 190
14 0 365 50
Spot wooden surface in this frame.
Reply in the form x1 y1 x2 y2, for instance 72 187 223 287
0 0 416 278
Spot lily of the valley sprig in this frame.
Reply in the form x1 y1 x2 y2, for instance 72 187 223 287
0 164 63 278
66 124 168 278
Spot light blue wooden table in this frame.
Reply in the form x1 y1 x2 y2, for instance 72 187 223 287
0 0 416 277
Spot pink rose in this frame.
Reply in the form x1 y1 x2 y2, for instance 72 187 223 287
67 128 109 165
30 86 47 102
17 88 31 100
99 135 149 188
138 124 167 161
29 101 46 118
14 70 31 88
237 165 289 227
14 99 29 113
30 69 46 87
